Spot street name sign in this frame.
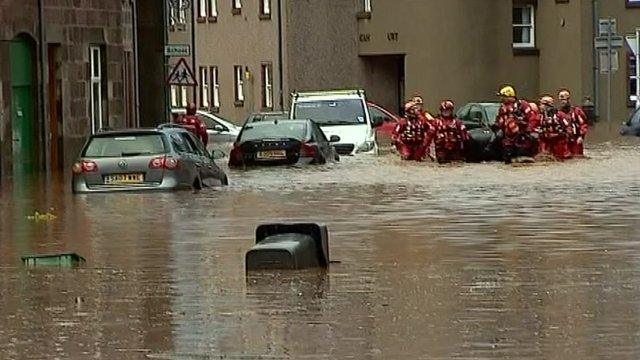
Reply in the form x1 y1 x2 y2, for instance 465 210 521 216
594 35 624 50
164 44 191 57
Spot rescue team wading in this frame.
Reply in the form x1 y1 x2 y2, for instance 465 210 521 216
392 86 590 164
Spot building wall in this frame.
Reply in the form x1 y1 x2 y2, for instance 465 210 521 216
0 0 134 178
195 0 282 124
284 0 364 109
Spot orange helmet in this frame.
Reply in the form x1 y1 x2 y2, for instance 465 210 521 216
439 100 455 111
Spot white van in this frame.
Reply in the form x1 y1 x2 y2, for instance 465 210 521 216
290 90 382 155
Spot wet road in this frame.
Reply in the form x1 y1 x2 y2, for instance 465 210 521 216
0 135 639 359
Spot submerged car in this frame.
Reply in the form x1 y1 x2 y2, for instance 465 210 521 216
72 126 228 193
367 102 402 145
620 107 640 136
229 119 340 167
171 109 241 143
290 90 383 155
456 102 503 161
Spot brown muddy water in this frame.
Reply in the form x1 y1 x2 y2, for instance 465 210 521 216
0 135 639 359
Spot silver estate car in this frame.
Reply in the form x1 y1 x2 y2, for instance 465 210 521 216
72 125 228 193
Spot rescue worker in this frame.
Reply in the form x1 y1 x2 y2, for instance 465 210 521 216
392 100 433 161
411 95 436 121
557 89 588 157
537 95 571 160
432 100 469 163
493 85 539 163
175 102 209 147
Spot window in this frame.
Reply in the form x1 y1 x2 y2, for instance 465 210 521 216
200 67 210 108
234 65 245 105
260 0 271 18
90 46 105 133
513 5 535 48
210 66 220 109
170 0 188 28
232 0 242 14
364 0 371 13
198 0 207 18
210 0 218 17
261 63 273 109
629 52 638 106
171 85 188 107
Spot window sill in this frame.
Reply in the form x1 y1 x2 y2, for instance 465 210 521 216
513 47 539 56
210 106 220 113
234 100 244 107
196 17 206 23
356 11 372 20
262 107 274 112
259 13 272 20
232 8 241 15
208 16 218 23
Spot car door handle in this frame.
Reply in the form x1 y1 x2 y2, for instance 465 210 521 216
12 138 19 142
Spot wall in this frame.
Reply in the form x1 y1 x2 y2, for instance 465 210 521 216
139 0 168 126
284 0 364 109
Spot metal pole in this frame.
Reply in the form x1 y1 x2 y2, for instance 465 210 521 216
191 0 196 105
606 18 612 125
131 0 140 127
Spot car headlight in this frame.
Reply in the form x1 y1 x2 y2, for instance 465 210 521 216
357 141 375 152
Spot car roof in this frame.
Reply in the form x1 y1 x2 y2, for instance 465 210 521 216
245 119 312 126
293 90 366 102
91 126 189 138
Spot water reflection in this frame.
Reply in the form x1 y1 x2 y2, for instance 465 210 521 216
0 137 639 358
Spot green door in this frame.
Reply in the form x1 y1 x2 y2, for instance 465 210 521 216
10 37 35 175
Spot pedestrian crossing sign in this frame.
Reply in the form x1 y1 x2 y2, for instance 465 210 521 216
167 57 198 86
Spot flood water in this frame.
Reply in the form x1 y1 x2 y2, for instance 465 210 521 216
1 134 639 359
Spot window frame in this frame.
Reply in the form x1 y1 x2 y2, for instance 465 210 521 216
90 45 104 134
200 66 210 108
364 0 372 13
234 65 245 106
261 62 273 110
260 0 271 19
628 52 638 107
232 0 242 15
198 0 207 19
209 0 218 18
210 66 220 110
512 4 536 49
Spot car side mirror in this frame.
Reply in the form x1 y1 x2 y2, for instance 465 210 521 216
329 135 341 143
371 116 384 128
213 124 226 132
210 149 227 160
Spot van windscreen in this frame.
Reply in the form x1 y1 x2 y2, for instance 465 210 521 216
294 99 366 125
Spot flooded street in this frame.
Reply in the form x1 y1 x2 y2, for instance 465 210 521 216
1 135 640 359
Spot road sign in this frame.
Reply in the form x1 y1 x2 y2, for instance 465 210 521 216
167 58 198 86
598 18 617 36
164 44 191 57
599 50 619 74
594 35 624 49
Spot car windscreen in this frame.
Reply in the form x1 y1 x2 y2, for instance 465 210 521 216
293 99 366 125
240 123 307 142
83 134 166 157
485 105 500 123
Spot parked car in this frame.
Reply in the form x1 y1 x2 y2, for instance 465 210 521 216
72 126 228 193
290 90 383 155
455 102 503 161
229 119 340 167
367 102 402 145
620 107 640 136
244 111 289 125
171 109 241 143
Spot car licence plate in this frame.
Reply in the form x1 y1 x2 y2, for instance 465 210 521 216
257 150 287 159
104 173 144 184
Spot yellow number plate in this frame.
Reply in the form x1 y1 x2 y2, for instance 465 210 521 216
104 173 144 184
257 150 287 159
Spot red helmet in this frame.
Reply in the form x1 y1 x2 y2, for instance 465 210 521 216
439 100 454 112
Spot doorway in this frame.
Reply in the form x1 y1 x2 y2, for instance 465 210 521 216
10 35 37 176
361 54 405 115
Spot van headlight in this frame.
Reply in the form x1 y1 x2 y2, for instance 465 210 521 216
357 141 375 152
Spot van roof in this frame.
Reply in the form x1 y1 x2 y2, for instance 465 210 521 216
293 89 366 99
